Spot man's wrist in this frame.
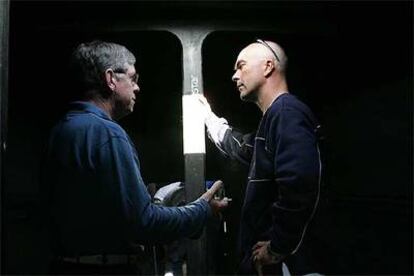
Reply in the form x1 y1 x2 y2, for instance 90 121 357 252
206 116 229 145
205 111 218 124
266 243 285 263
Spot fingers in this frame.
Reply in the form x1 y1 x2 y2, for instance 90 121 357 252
200 180 224 202
208 199 228 218
252 248 260 258
197 95 212 112
252 241 267 250
208 180 223 195
209 197 229 210
215 197 230 208
251 241 268 266
197 94 208 105
252 246 265 267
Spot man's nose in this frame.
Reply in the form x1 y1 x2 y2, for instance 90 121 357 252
134 83 140 93
231 72 239 82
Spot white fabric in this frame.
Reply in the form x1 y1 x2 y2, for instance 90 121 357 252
197 94 229 147
205 112 229 147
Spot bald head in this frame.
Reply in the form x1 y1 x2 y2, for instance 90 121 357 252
232 39 289 107
237 40 288 73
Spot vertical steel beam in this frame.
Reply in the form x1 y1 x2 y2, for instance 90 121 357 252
172 28 211 275
0 0 9 271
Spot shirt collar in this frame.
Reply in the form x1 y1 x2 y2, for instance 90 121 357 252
264 91 289 114
68 101 112 121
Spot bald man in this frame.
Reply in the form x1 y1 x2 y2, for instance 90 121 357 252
200 39 322 275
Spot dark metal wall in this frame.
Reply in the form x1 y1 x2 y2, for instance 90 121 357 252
2 1 413 275
0 0 10 271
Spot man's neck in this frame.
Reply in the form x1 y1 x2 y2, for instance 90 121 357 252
256 79 288 114
88 97 114 119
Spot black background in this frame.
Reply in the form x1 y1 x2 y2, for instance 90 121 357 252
2 1 412 274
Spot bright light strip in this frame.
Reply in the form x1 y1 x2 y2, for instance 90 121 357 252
182 94 206 154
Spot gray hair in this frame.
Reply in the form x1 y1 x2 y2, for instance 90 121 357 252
71 40 136 93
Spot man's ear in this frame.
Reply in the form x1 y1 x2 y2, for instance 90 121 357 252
105 69 117 91
264 60 275 78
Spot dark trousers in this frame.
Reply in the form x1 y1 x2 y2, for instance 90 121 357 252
49 259 142 275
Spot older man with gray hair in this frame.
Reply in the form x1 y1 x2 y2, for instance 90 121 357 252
43 40 228 275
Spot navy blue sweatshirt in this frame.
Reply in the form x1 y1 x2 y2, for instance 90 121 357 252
220 94 321 265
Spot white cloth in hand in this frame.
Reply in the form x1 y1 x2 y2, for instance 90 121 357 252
197 95 230 147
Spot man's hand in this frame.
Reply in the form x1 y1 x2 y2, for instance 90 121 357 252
200 180 230 216
197 95 222 124
200 180 223 202
197 94 213 120
252 241 285 268
196 95 229 148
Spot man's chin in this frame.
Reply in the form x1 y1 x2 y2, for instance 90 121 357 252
239 91 247 100
240 92 254 102
114 109 133 121
127 103 135 113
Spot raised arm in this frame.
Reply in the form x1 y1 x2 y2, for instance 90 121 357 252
199 95 254 165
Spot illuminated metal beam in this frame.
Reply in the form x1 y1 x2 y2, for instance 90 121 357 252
172 28 212 275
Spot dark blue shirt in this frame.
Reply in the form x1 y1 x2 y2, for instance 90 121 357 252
43 101 210 255
220 94 321 267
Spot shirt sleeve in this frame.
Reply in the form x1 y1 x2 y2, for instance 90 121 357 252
98 135 210 244
267 107 321 255
219 128 255 166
